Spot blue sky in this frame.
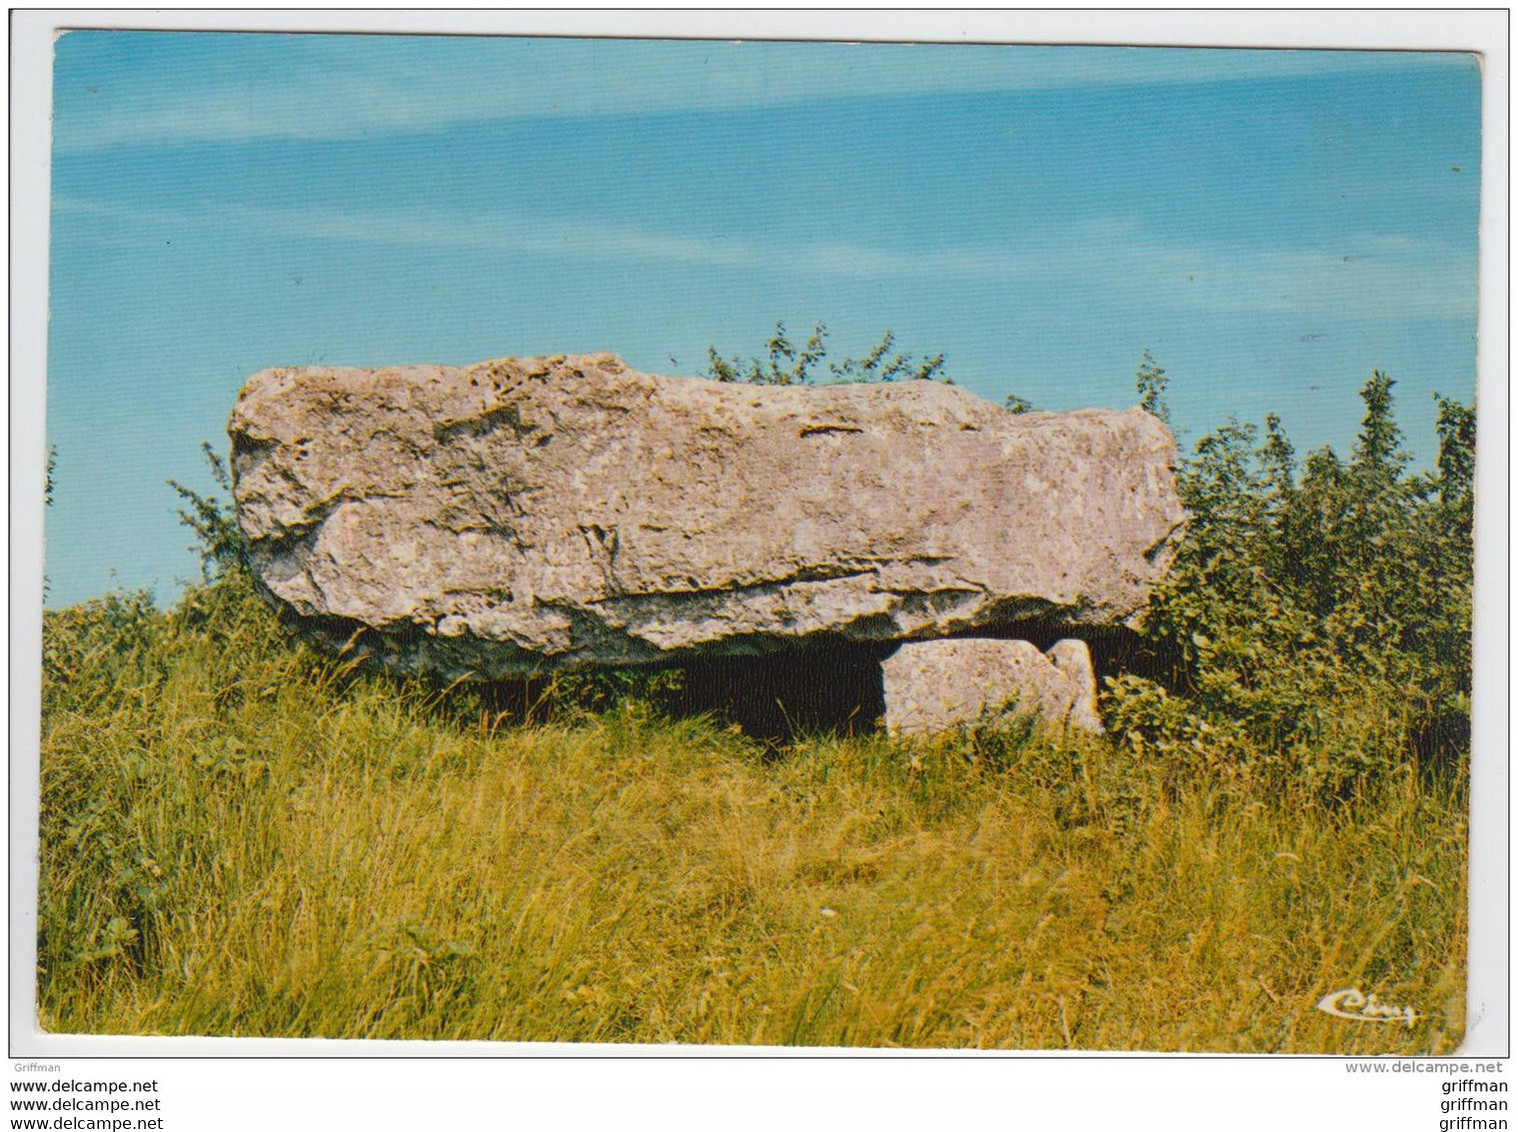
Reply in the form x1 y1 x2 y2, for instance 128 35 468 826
45 32 1481 608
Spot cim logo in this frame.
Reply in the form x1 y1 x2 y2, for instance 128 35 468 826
1316 987 1422 1028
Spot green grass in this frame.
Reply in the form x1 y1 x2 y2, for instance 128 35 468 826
37 576 1467 1051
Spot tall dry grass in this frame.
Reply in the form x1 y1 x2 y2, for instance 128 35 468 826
37 575 1467 1051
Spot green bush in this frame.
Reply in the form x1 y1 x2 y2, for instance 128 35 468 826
705 322 948 386
1106 367 1474 798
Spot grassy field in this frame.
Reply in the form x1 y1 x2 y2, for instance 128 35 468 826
37 576 1467 1051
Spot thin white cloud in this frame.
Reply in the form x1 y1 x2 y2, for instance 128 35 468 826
52 35 1471 152
53 196 1476 321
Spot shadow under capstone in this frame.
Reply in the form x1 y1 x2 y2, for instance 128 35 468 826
459 642 887 743
673 638 892 743
672 627 1137 743
461 628 1138 745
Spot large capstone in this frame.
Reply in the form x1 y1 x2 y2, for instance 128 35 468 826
228 353 1184 679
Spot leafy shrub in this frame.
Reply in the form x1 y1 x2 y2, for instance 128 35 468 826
705 322 948 386
1106 364 1474 797
167 442 246 582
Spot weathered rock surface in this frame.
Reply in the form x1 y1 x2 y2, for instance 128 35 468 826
881 638 1104 734
228 353 1184 678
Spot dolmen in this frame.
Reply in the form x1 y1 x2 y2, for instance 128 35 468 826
228 353 1185 734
